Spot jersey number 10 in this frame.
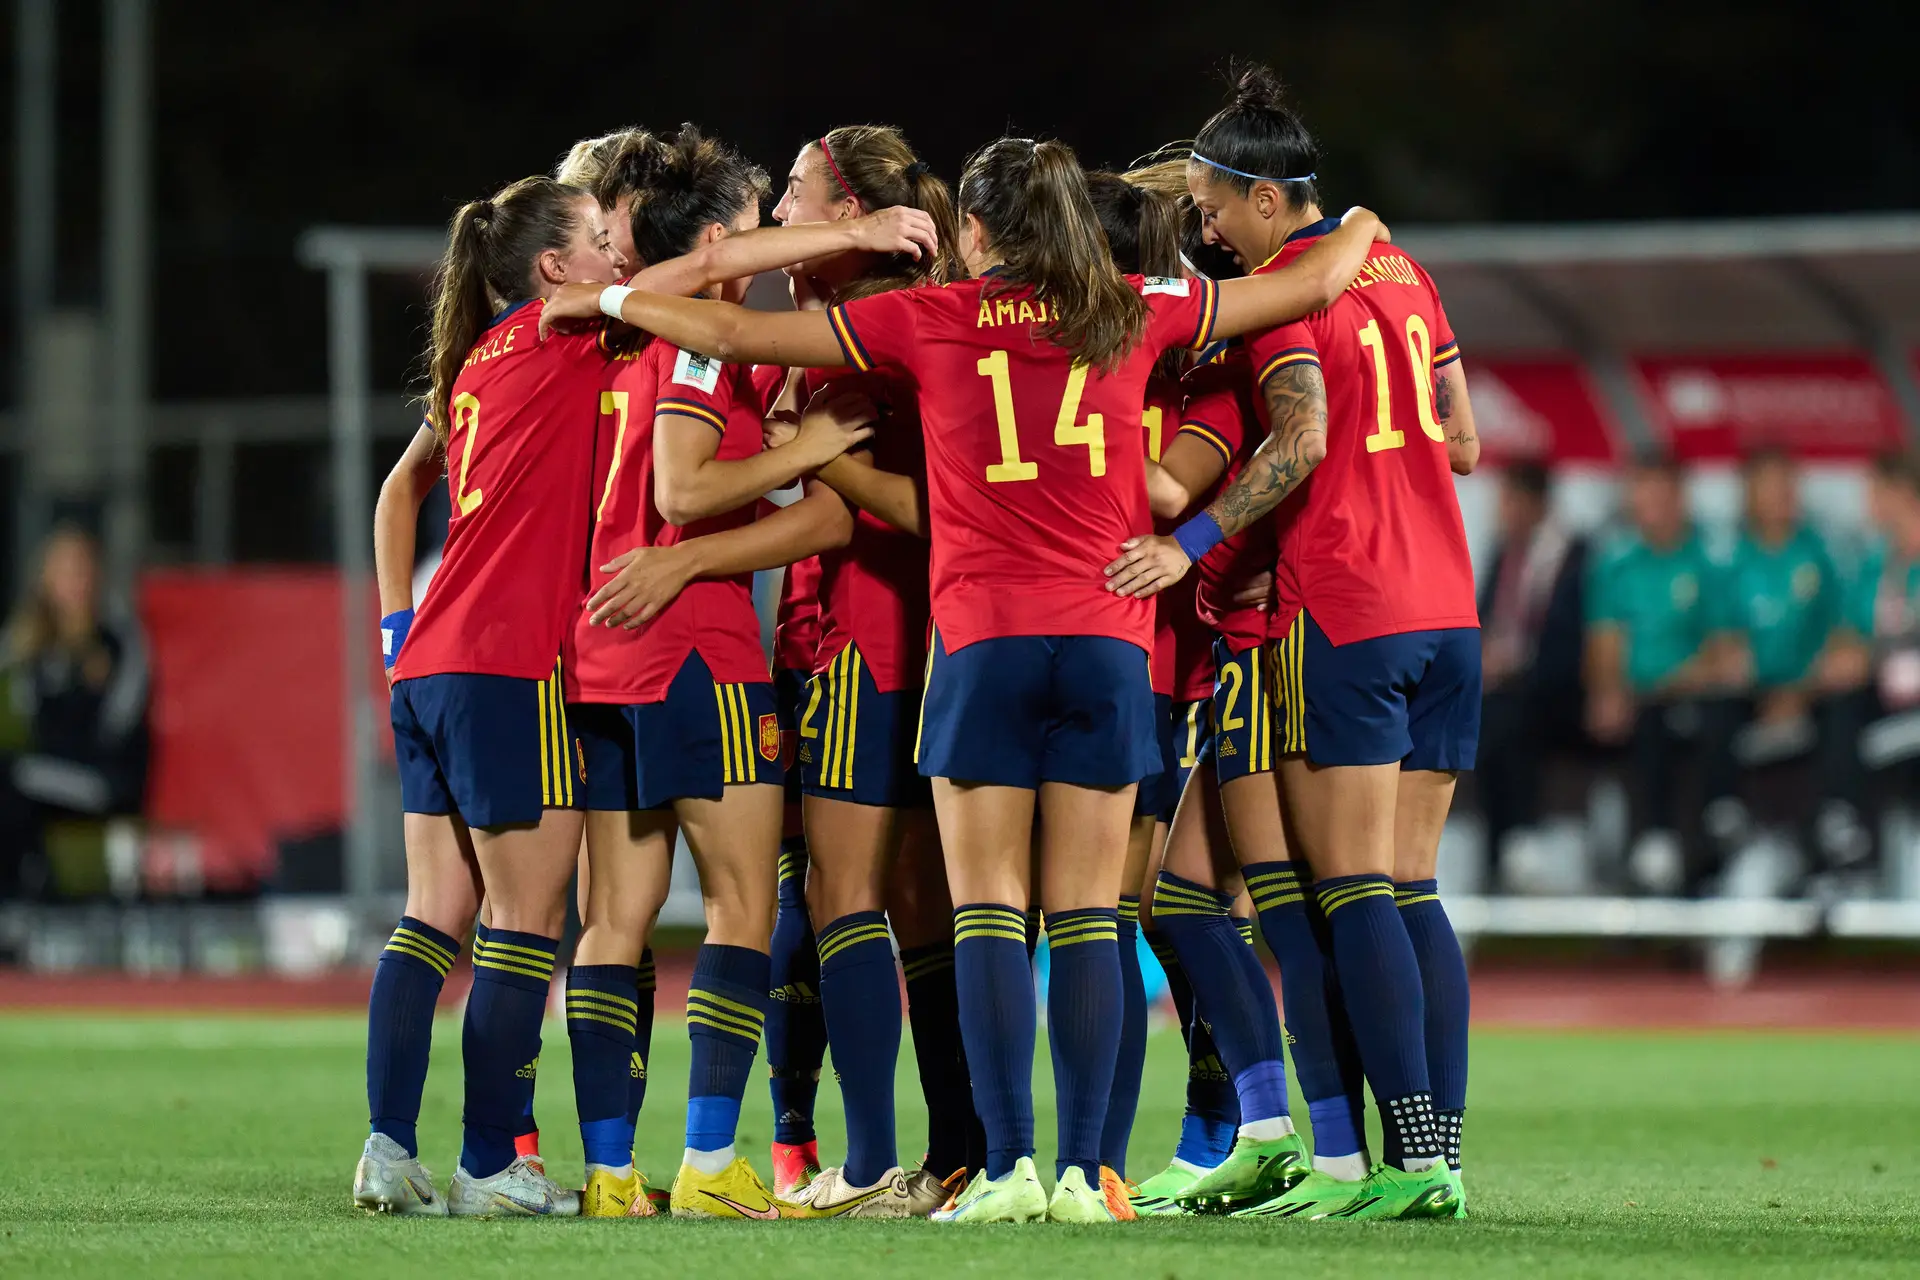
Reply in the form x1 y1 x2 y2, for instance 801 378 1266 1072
1357 315 1444 454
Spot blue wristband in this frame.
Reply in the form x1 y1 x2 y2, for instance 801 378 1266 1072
381 608 414 671
1172 512 1227 565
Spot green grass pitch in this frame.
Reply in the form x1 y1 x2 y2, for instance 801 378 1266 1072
2 1014 1915 1278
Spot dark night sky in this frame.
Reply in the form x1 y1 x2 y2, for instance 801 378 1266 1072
0 0 1912 402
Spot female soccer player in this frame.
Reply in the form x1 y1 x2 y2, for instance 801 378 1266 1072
1106 66 1480 1222
357 174 622 1218
542 136 1385 1224
562 125 888 1220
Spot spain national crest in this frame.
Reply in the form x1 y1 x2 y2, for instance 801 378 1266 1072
758 713 781 763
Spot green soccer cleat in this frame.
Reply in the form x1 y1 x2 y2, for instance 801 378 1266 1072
1127 1162 1204 1216
1448 1165 1468 1218
1172 1133 1309 1215
929 1156 1049 1224
1046 1166 1118 1224
1228 1169 1366 1220
1314 1162 1459 1221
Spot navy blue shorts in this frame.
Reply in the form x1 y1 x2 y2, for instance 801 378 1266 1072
392 660 580 828
626 652 785 810
1136 694 1214 822
1133 693 1176 820
915 628 1158 790
800 644 932 809
774 666 809 805
570 701 640 813
1212 638 1283 784
1271 610 1481 769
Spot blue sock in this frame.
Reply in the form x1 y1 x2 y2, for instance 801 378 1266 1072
1398 879 1469 1169
474 923 542 1156
461 927 558 1179
1046 907 1122 1184
1152 872 1289 1123
1245 861 1362 1158
1100 897 1147 1175
1315 874 1440 1169
901 941 973 1179
687 943 770 1153
817 911 901 1185
366 916 457 1157
954 903 1036 1179
1147 929 1239 1167
1024 905 1044 962
766 840 824 1146
1306 895 1371 1156
631 949 656 1130
566 963 638 1169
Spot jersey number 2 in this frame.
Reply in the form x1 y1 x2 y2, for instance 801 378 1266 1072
450 392 484 514
976 350 1105 482
1357 316 1444 454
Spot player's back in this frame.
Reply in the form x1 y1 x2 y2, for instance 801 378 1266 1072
1255 229 1477 645
397 300 605 682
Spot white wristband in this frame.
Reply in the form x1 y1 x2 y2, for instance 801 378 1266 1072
598 284 634 319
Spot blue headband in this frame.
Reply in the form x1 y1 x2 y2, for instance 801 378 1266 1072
1190 151 1316 185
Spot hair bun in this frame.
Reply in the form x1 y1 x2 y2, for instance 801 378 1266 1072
1231 62 1290 111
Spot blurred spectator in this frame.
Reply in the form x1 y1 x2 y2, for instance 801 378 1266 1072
1476 462 1589 884
0 526 152 900
1584 455 1738 893
1840 453 1920 837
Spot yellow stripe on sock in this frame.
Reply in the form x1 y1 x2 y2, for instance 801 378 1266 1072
566 1007 636 1034
685 1002 763 1040
687 1011 764 1041
475 938 557 963
688 988 765 1024
818 923 891 963
567 987 639 1014
383 938 453 975
474 955 554 982
391 927 457 963
954 925 1028 944
1396 892 1441 907
1319 883 1396 914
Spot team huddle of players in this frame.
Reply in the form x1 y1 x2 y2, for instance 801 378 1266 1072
352 63 1483 1225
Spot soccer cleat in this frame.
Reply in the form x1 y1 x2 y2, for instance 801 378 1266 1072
1127 1162 1203 1215
1228 1169 1365 1219
1172 1132 1309 1214
929 1157 1049 1224
1314 1162 1460 1221
581 1165 659 1218
771 1139 822 1199
670 1156 790 1220
1046 1166 1118 1224
906 1168 958 1216
447 1155 581 1217
352 1132 448 1216
1448 1166 1468 1219
787 1165 944 1219
1128 1162 1204 1215
1098 1166 1138 1221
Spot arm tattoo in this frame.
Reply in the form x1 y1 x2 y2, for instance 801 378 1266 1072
1437 367 1475 448
1205 363 1327 538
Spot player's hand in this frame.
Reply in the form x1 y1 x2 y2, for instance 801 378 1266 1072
1104 534 1192 599
587 546 696 630
791 384 876 468
539 281 610 340
848 207 939 261
1344 205 1390 244
763 410 801 450
1228 570 1276 612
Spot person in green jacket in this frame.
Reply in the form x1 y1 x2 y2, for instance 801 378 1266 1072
1585 454 1741 891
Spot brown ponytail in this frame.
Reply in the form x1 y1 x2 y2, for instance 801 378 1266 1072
812 124 963 300
958 137 1147 373
1085 171 1182 279
424 176 585 446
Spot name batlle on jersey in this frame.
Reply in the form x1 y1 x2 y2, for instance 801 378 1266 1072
462 321 530 369
973 277 1190 330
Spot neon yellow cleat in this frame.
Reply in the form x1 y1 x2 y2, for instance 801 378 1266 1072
1047 1166 1118 1224
581 1166 659 1218
669 1156 791 1220
929 1156 1048 1224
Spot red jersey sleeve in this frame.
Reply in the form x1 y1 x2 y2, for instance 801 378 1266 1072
655 346 739 433
1138 276 1221 356
1176 356 1251 468
1430 289 1460 370
1247 318 1323 393
749 363 788 412
828 290 921 375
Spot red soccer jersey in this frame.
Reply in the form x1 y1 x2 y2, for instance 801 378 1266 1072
396 301 605 682
566 338 771 703
805 366 933 693
1179 343 1282 658
828 273 1220 655
1247 224 1478 645
774 552 822 675
1144 372 1193 698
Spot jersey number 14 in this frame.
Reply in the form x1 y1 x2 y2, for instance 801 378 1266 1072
975 350 1106 482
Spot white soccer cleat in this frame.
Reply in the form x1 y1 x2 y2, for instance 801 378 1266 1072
447 1154 581 1217
787 1165 944 1219
352 1132 449 1216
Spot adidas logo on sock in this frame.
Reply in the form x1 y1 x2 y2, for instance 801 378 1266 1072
629 1051 646 1080
515 1055 540 1080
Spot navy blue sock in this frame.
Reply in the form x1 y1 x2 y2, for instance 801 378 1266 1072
1024 905 1044 962
1046 907 1122 1184
366 917 457 1157
462 927 557 1179
1306 895 1371 1157
474 923 542 1156
1236 918 1256 947
1147 929 1239 1166
1245 861 1363 1157
1316 874 1440 1168
954 903 1036 1179
817 911 901 1185
766 840 824 1145
687 943 770 1153
1100 898 1147 1175
1152 872 1289 1124
902 941 974 1179
631 949 656 1130
566 963 638 1169
1398 879 1469 1170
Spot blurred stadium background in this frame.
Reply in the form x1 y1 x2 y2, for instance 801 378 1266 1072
2 0 1917 1025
